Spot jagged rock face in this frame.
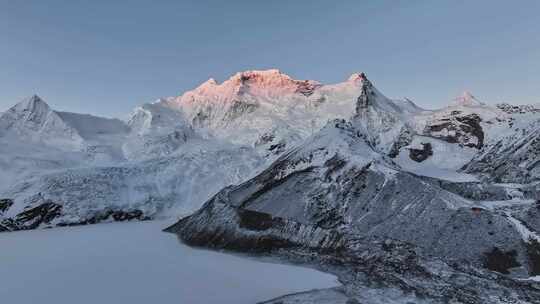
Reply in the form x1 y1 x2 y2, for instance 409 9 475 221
408 142 433 162
0 199 13 214
354 73 372 111
1 199 62 231
165 117 540 303
387 126 414 158
262 240 540 304
464 119 540 183
352 75 411 155
0 198 149 232
295 79 323 96
164 69 365 147
424 112 484 148
497 103 540 114
167 120 534 274
483 247 521 274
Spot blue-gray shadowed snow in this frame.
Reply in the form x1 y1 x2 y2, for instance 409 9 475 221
164 72 540 303
0 220 337 304
3 70 540 302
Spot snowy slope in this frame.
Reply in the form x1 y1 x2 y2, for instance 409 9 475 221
2 69 540 235
166 117 534 274
1 139 263 230
0 95 86 150
4 69 540 304
164 70 365 150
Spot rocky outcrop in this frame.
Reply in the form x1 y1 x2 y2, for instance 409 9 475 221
0 199 13 214
164 117 540 302
464 119 540 183
0 195 150 232
388 126 414 158
56 208 149 227
167 120 536 274
1 200 62 231
497 103 540 114
408 142 433 162
354 73 373 112
424 112 484 148
169 209 540 303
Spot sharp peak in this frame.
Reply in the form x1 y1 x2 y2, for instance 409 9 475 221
194 69 371 89
25 94 45 102
14 94 51 110
184 69 375 100
451 91 484 106
206 69 322 86
347 72 369 82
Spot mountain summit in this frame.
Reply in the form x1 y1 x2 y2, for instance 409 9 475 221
451 91 485 106
2 69 540 303
0 94 85 149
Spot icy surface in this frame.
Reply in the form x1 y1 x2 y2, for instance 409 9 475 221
394 136 478 181
0 220 338 304
3 70 540 230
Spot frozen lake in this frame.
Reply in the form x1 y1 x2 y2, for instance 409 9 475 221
0 221 338 304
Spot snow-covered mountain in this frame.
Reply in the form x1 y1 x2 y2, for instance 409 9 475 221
166 92 540 276
0 95 86 149
0 71 385 230
3 69 540 302
0 95 129 150
163 74 540 302
162 69 373 152
166 122 540 303
2 70 540 231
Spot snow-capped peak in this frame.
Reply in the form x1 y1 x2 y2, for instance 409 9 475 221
194 78 218 93
204 78 217 86
4 94 54 128
220 69 320 97
451 91 484 107
347 72 368 84
0 95 86 149
173 69 323 106
12 94 51 113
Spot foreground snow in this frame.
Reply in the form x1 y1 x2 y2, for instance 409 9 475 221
0 220 338 304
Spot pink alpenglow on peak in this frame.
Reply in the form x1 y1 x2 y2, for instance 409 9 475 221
347 72 368 83
451 91 485 107
171 69 324 106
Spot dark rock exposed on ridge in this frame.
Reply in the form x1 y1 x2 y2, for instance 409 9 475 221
165 119 540 303
424 113 484 148
408 142 433 162
0 198 150 232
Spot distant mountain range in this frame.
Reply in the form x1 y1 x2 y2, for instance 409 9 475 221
1 69 540 302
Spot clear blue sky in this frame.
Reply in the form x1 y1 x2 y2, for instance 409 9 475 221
1 0 539 117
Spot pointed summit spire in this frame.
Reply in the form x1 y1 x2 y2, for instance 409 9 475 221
451 91 484 106
24 94 45 104
348 72 368 83
13 94 51 113
355 74 375 113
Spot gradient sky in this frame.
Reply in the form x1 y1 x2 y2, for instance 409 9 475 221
1 0 539 117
